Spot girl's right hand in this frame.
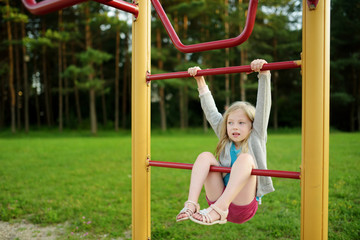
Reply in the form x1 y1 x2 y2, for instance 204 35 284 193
251 59 270 75
188 66 202 81
188 66 206 88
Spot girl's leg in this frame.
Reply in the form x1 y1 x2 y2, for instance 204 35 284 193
177 152 224 220
191 153 256 222
218 153 256 207
188 152 224 202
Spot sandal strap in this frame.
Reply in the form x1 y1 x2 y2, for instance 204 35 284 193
178 200 200 217
184 200 200 212
198 208 213 223
210 204 229 221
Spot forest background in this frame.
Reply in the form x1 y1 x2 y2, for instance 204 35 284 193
0 0 359 134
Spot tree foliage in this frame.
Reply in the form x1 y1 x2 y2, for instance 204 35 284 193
0 0 357 132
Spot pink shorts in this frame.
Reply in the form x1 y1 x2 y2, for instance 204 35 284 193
206 196 258 224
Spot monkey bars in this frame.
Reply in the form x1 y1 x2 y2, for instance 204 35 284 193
23 0 257 53
148 160 301 179
147 60 301 81
21 0 330 239
21 0 139 17
151 0 258 53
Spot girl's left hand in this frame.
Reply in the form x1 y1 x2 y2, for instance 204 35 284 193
251 59 270 74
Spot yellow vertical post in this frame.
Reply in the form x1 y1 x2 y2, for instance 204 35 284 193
132 0 151 239
301 0 330 239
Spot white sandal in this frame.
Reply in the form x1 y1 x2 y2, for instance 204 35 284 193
190 204 228 225
176 200 200 222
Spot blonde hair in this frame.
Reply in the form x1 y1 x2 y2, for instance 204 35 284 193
215 101 255 160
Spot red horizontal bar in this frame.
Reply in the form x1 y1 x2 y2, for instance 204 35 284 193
22 0 87 15
151 0 258 53
148 160 300 179
94 0 138 18
22 0 138 17
147 60 301 81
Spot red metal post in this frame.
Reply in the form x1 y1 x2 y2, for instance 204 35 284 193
147 60 301 81
148 160 301 179
151 0 258 53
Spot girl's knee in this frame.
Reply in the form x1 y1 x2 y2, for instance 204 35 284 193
198 151 214 159
195 152 217 164
234 153 255 168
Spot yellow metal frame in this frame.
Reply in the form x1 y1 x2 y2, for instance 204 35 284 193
131 0 330 239
132 0 151 239
301 0 330 239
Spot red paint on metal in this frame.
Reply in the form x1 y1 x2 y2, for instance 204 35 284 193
307 0 319 10
22 0 138 17
151 0 258 53
147 60 301 81
148 160 300 179
94 0 138 18
22 0 87 15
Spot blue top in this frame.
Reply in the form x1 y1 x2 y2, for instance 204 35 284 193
223 143 241 186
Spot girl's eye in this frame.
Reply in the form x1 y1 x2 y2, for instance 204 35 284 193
228 122 233 125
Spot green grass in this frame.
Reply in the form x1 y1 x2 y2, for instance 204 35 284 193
0 130 359 239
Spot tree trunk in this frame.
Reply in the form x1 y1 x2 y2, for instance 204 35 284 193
71 43 82 126
85 3 97 135
231 74 235 103
239 0 247 101
157 28 167 131
122 33 129 129
350 65 356 131
240 49 247 101
34 61 41 127
174 14 184 129
42 22 52 126
202 15 210 133
183 85 188 128
14 24 22 130
89 89 97 134
63 41 70 126
177 14 189 129
114 12 120 131
58 10 63 132
0 68 5 128
6 0 16 133
356 69 360 131
100 64 107 126
273 71 279 130
272 38 278 130
35 88 41 128
21 5 29 133
159 86 166 131
225 0 230 108
357 67 360 131
183 15 189 128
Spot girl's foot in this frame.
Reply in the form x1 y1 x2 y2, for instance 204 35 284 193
190 204 228 225
176 200 200 222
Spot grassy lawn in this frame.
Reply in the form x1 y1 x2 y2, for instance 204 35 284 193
0 130 359 239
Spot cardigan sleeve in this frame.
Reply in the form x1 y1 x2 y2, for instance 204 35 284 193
252 72 272 139
199 86 223 138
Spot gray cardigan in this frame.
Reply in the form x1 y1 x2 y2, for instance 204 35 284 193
199 73 275 198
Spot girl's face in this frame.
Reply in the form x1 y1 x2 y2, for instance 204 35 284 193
226 108 252 148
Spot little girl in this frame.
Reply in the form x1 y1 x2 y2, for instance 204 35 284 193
176 59 275 225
